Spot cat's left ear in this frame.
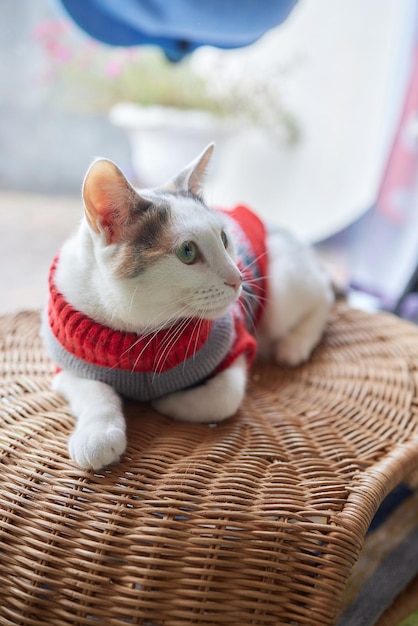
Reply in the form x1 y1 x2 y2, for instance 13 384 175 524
83 158 149 245
166 143 214 196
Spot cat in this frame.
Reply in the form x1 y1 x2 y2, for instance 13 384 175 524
42 143 334 471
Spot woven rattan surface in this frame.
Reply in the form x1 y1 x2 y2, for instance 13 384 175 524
1 304 418 626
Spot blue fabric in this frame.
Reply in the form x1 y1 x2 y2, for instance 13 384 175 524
367 482 414 532
58 0 298 61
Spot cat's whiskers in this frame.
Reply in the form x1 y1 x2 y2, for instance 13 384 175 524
188 315 208 370
130 303 194 374
243 274 268 284
133 304 185 339
241 257 269 302
127 283 140 317
240 280 270 315
124 292 193 342
183 315 201 372
242 250 269 272
178 308 213 375
152 312 198 379
237 254 270 332
104 298 193 374
242 286 270 304
239 293 258 334
152 289 221 378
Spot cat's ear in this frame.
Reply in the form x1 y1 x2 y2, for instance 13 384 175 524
166 143 214 196
83 158 149 244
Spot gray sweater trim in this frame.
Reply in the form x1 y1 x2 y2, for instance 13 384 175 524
42 313 235 401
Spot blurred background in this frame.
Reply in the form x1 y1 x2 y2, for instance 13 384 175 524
1 0 418 320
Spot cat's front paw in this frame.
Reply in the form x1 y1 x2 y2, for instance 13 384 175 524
68 426 126 471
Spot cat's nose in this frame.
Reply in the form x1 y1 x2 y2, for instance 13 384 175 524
224 274 243 292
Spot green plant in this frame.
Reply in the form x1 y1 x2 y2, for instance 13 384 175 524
398 610 418 626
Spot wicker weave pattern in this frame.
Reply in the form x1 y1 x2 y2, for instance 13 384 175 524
0 305 418 625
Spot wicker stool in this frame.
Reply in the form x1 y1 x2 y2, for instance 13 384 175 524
1 304 418 626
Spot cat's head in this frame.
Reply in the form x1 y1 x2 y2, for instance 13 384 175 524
82 144 243 330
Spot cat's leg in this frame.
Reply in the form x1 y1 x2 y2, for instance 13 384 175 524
152 355 247 423
258 229 334 367
274 297 332 366
53 370 127 470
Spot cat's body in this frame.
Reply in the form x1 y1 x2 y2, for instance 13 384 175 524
42 144 334 470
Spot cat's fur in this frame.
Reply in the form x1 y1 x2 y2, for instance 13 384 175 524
42 144 334 470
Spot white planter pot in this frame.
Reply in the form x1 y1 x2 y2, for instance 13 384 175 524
110 103 234 187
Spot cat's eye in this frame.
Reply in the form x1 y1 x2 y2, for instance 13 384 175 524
176 241 197 265
221 230 228 248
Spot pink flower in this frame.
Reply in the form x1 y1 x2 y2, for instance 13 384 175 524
45 40 72 63
33 18 69 41
104 59 124 78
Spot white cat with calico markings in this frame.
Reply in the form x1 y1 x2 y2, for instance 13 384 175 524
42 144 334 470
